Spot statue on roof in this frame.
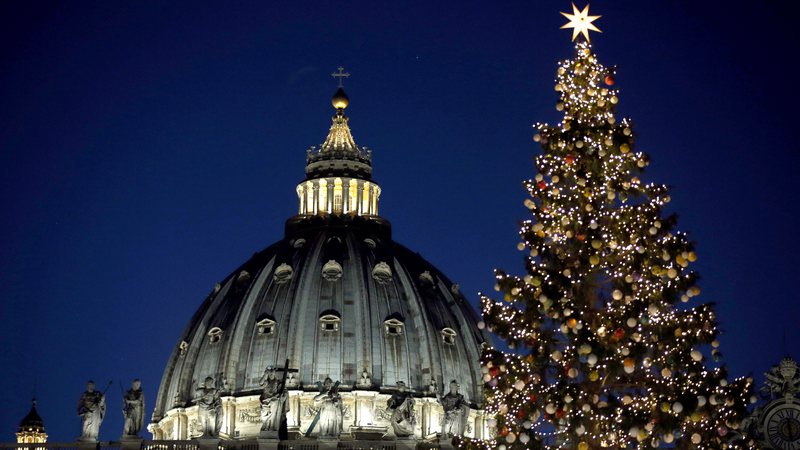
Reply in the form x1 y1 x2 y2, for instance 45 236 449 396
438 380 469 438
259 366 288 435
387 381 416 437
122 379 145 438
307 377 342 438
762 357 800 399
195 376 224 437
77 381 106 442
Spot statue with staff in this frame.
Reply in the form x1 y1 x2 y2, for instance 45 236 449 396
306 377 342 438
77 380 111 442
259 360 296 438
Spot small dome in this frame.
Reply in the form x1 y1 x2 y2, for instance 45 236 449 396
18 399 45 434
332 87 349 109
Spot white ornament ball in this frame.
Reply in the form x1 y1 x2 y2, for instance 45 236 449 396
519 433 530 444
552 350 563 361
576 424 586 435
588 354 598 365
673 402 683 413
691 433 702 444
505 432 516 443
627 317 637 328
514 379 525 391
612 289 624 300
691 350 702 361
697 396 707 407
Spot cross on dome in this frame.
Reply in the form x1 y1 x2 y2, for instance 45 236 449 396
331 67 350 88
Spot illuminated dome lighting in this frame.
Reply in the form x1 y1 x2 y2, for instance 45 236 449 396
149 75 490 444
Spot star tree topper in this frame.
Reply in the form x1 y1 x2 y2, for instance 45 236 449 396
560 3 602 42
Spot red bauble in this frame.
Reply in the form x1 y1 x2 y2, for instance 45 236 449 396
604 74 615 86
565 153 575 164
556 408 565 418
614 327 625 340
538 181 547 190
517 410 527 419
489 366 500 377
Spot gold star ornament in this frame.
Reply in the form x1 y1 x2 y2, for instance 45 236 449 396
560 3 601 42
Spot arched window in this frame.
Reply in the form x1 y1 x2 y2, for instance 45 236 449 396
441 328 457 346
273 263 293 284
333 178 343 214
256 316 276 335
208 327 223 344
306 181 314 214
372 261 393 285
362 181 371 214
319 311 341 332
384 318 404 336
348 180 358 213
318 179 328 213
297 184 305 214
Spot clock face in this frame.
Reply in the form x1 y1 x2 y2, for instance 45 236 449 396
765 403 800 450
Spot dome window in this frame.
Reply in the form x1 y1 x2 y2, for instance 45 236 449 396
208 327 223 344
179 340 188 356
319 312 341 332
384 318 404 336
372 262 393 285
256 316 276 335
441 328 457 346
273 263 293 284
419 271 435 286
322 260 343 282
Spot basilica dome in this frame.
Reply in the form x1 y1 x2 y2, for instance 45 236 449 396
149 85 489 443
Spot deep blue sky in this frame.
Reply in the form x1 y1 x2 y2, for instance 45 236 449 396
1 0 798 442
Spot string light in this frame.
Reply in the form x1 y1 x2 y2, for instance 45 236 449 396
457 36 753 450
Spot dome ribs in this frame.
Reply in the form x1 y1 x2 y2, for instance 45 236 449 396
152 218 489 439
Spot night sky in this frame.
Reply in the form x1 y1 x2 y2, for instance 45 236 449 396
1 0 798 442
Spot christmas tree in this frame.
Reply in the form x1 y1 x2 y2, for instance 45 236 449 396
461 5 754 450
